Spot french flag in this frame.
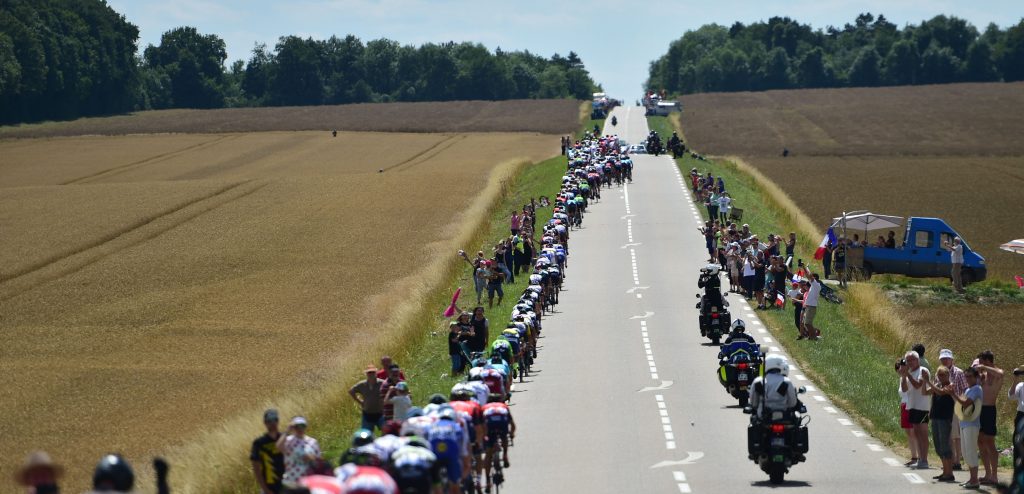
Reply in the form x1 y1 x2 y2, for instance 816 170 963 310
813 228 836 260
792 268 807 284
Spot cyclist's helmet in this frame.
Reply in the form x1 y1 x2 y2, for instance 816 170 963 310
405 435 431 450
351 445 384 467
450 389 473 402
731 319 746 333
92 454 134 492
352 428 374 447
438 408 457 421
405 407 424 419
427 393 447 405
765 355 788 374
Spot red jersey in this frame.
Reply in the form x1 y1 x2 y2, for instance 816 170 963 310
449 400 483 426
482 402 511 428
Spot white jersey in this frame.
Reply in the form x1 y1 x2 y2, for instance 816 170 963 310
749 373 799 418
401 415 436 437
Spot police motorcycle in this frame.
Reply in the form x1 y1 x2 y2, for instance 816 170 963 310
743 355 810 485
611 115 618 126
696 264 731 344
717 320 764 408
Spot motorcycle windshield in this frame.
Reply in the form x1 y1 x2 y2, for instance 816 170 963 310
722 341 759 359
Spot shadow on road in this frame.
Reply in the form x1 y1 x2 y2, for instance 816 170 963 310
750 480 813 488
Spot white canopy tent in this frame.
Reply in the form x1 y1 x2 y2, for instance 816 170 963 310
830 212 904 232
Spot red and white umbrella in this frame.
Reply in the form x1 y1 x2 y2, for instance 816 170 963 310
999 239 1024 255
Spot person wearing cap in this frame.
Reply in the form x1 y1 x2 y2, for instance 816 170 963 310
939 348 969 470
15 451 62 494
275 416 321 490
251 409 284 494
386 381 413 424
350 367 386 432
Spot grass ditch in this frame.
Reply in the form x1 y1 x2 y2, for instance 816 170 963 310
650 115 1018 464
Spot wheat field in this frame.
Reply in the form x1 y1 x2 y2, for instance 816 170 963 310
0 130 558 491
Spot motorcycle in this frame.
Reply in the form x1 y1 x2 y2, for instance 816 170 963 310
744 388 810 484
696 267 730 344
717 340 764 408
611 116 618 126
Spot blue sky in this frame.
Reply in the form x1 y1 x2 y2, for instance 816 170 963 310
108 0 1022 99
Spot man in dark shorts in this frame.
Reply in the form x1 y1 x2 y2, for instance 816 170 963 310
974 351 1004 485
250 409 284 494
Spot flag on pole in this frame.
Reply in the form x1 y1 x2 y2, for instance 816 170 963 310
775 292 786 308
443 287 462 318
813 228 837 260
792 267 807 284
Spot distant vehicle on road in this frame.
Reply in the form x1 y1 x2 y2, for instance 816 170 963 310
627 144 646 154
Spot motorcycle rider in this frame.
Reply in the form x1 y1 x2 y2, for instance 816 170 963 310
748 355 800 419
724 319 756 344
697 264 724 314
611 116 618 126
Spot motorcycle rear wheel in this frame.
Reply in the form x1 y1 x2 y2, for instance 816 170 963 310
768 464 786 484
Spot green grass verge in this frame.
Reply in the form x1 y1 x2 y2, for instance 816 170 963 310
647 115 1020 462
224 153 568 492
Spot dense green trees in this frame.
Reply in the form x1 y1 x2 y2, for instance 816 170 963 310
647 13 1024 95
0 0 140 124
1 0 596 124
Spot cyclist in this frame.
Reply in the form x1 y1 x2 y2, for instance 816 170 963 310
388 436 442 494
482 393 516 493
449 389 485 492
427 408 468 494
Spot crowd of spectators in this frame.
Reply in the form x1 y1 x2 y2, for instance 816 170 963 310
895 345 1024 489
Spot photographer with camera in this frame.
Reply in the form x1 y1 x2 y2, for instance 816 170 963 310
896 356 921 467
697 263 724 312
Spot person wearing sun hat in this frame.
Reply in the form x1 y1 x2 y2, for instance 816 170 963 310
275 415 321 490
15 451 62 493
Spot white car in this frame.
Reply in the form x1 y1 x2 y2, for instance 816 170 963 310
628 144 647 154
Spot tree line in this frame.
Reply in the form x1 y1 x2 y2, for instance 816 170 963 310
0 0 597 124
647 13 1024 95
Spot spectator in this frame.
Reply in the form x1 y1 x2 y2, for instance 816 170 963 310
975 350 1004 485
510 211 521 236
740 223 751 239
501 239 515 284
717 177 725 194
851 234 863 247
1009 365 1024 476
741 250 756 300
832 240 847 277
785 232 796 260
924 366 957 482
769 256 789 308
873 235 886 248
898 377 919 468
954 367 983 489
718 192 731 224
15 451 62 494
913 343 931 372
380 364 406 421
512 235 529 275
460 250 487 305
276 416 320 490
486 261 505 307
385 381 413 422
251 409 285 494
886 230 897 249
900 350 932 470
939 348 969 470
469 306 489 354
788 281 804 332
375 356 406 381
349 367 385 432
753 250 766 309
800 274 821 340
942 236 966 293
708 190 720 221
822 239 833 280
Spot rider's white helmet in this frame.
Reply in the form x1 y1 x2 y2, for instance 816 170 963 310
765 355 788 373
731 319 746 332
704 263 720 275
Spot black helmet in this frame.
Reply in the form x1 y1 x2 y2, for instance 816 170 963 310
428 393 448 405
93 454 134 492
351 428 374 447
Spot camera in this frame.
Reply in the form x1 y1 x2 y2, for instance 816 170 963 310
894 359 906 371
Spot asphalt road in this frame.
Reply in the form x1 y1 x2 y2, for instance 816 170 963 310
506 106 967 493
